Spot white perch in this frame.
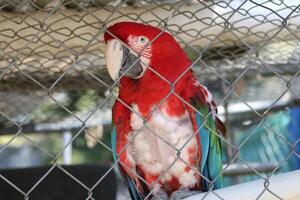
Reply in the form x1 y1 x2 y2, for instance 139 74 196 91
185 170 300 200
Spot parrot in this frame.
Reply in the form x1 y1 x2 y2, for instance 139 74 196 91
104 22 226 200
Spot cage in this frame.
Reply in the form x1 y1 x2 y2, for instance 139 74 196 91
0 0 300 199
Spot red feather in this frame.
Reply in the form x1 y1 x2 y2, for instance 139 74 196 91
107 22 225 197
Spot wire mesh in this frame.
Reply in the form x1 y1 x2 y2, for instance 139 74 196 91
0 0 300 200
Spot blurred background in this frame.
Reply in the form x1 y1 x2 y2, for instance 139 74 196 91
0 0 299 199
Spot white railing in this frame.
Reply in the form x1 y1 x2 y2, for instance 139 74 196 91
186 170 300 200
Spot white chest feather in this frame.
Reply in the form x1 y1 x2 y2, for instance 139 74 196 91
129 104 198 188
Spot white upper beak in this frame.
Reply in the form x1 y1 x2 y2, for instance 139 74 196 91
105 39 124 81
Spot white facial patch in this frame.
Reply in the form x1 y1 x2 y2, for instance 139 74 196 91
127 35 152 78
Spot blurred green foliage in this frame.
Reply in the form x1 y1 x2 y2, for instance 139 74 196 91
0 88 114 167
32 89 104 123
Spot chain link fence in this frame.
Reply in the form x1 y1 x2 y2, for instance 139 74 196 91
0 0 300 199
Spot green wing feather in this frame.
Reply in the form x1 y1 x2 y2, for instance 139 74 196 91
193 103 223 191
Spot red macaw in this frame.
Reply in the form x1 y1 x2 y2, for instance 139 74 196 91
104 22 226 200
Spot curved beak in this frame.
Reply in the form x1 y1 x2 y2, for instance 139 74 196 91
105 39 145 81
105 39 123 81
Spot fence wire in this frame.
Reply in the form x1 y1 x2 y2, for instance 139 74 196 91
0 0 300 200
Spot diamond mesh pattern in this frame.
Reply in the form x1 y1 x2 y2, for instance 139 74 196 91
0 0 300 199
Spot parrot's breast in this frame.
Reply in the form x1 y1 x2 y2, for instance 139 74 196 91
128 103 199 190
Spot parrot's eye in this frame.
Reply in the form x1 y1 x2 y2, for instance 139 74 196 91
138 36 148 45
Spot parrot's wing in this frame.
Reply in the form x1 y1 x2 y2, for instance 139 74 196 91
192 105 224 191
183 79 226 191
111 123 145 200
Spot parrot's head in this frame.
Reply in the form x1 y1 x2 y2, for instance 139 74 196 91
104 22 190 81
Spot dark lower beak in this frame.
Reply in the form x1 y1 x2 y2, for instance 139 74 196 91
120 46 144 79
